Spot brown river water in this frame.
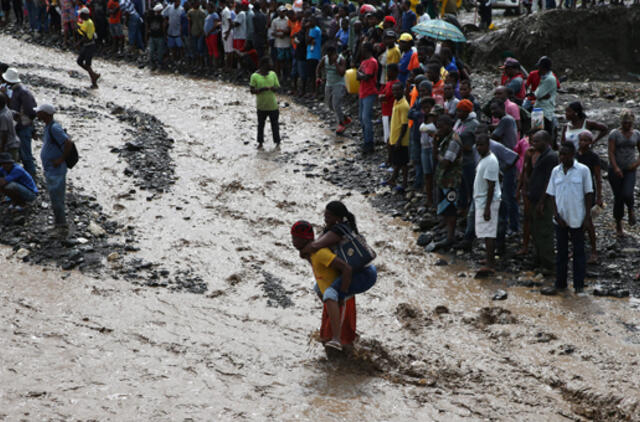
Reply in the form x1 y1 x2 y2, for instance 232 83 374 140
1 35 639 421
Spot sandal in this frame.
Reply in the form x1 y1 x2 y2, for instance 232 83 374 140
325 339 342 351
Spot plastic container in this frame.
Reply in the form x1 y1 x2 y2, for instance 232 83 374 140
345 68 360 95
531 107 544 130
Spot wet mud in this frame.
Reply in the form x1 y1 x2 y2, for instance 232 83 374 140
1 34 639 421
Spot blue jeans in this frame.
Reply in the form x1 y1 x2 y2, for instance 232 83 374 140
36 4 48 32
322 265 377 302
25 0 37 30
128 15 144 50
17 125 36 177
410 136 423 189
358 94 376 150
149 36 165 65
555 225 585 291
458 161 475 211
45 170 67 226
5 182 37 203
502 166 519 232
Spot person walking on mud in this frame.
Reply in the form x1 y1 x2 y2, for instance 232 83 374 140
250 57 281 149
76 7 101 89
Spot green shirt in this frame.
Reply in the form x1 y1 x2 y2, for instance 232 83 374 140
250 71 280 111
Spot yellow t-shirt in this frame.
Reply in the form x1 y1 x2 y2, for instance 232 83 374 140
311 248 339 293
77 19 95 41
410 0 420 13
386 46 401 65
390 97 410 146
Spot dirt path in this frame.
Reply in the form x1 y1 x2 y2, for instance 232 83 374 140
0 35 638 421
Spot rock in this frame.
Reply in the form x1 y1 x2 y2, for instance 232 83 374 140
15 248 30 260
593 286 630 298
434 305 449 315
492 290 508 301
416 233 432 247
424 241 437 252
107 252 120 262
88 221 107 237
435 258 448 266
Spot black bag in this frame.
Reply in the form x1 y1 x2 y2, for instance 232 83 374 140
48 123 79 169
333 224 376 271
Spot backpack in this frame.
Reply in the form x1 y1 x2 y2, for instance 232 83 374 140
48 122 80 169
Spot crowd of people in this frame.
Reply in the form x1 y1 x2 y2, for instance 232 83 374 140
1 0 639 303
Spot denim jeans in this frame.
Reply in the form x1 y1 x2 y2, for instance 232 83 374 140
458 161 475 211
410 136 423 189
128 15 144 50
36 4 48 31
4 181 37 203
257 109 280 145
358 94 376 150
322 265 377 302
45 170 67 226
17 125 36 177
608 166 636 222
149 36 165 65
502 165 519 232
555 225 585 291
25 0 37 30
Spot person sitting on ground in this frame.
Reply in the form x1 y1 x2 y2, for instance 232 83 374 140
250 57 281 149
36 103 72 233
473 133 501 273
544 142 593 295
576 130 602 264
0 152 37 211
607 108 640 237
386 82 410 192
0 92 20 162
561 101 608 149
76 7 100 88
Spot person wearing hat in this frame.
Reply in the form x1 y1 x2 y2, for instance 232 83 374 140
2 67 37 177
35 104 71 230
397 32 413 86
147 3 167 70
270 6 291 78
380 29 400 84
499 58 526 103
0 152 38 210
453 98 479 214
77 7 101 88
0 93 20 163
533 56 557 138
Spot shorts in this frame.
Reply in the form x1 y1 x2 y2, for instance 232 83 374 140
474 200 500 239
276 47 291 61
382 115 390 143
421 147 434 175
167 35 183 48
223 32 234 53
391 145 409 167
5 182 37 203
437 188 458 216
206 33 220 58
77 43 96 67
233 38 245 51
109 22 123 38
318 265 377 303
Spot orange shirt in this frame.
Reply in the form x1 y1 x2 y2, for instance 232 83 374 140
408 86 419 128
107 0 121 24
288 20 302 49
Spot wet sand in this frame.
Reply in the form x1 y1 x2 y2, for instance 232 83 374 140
1 35 639 421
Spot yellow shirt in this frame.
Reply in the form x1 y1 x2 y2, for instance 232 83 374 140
77 19 95 41
386 45 401 65
311 248 338 293
410 0 420 13
390 97 410 146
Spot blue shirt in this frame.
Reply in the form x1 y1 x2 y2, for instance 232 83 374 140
401 10 416 32
40 121 68 176
204 12 220 34
1 163 38 193
398 49 413 85
336 28 348 48
306 26 322 60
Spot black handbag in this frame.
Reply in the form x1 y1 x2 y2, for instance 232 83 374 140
48 122 79 169
333 223 376 271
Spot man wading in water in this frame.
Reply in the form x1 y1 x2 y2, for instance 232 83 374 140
76 7 101 88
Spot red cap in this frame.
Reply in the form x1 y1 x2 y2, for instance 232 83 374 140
384 15 396 25
291 221 315 240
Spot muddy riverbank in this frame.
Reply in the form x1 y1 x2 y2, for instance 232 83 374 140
0 34 639 420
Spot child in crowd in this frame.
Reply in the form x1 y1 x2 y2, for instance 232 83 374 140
576 130 603 264
107 0 124 54
379 63 399 165
386 82 410 191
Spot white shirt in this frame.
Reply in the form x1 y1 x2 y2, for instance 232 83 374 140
418 13 431 23
234 10 247 40
221 7 232 33
474 152 501 209
270 16 290 48
546 160 593 229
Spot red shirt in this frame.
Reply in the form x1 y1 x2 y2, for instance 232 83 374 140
380 79 398 116
107 0 121 24
525 70 560 92
358 57 379 99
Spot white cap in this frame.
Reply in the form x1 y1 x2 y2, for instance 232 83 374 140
35 103 56 115
1 67 20 84
79 6 90 14
419 123 436 134
153 3 163 11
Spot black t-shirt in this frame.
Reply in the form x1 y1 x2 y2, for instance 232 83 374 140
294 30 306 61
148 14 164 38
577 150 600 196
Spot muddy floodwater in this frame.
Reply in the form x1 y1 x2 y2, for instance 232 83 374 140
1 35 639 421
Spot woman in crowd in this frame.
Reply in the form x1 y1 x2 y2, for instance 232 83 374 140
561 101 608 149
607 109 640 236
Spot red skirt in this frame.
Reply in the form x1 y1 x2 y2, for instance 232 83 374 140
320 296 357 345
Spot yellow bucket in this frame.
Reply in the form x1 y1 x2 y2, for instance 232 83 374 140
345 68 360 94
